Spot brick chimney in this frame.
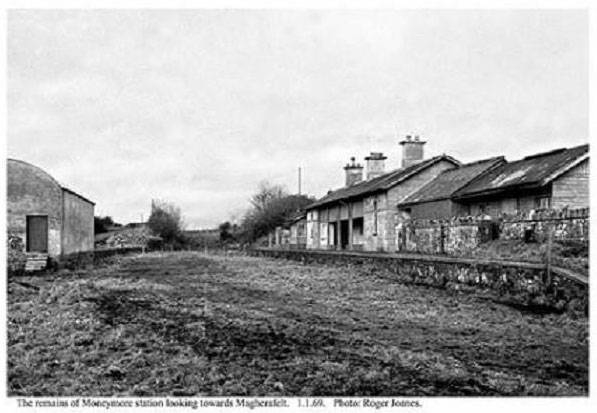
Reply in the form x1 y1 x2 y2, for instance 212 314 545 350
399 135 426 168
343 157 363 187
364 152 387 180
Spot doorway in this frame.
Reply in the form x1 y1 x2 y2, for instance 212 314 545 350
26 215 48 253
340 220 349 250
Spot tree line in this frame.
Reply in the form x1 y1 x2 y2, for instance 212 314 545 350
95 181 314 249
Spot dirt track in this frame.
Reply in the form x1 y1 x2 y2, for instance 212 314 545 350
7 252 589 396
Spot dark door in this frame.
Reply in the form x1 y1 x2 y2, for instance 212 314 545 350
340 220 349 250
27 216 48 253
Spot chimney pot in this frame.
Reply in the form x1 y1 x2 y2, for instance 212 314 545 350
343 156 363 186
399 134 426 168
364 152 386 180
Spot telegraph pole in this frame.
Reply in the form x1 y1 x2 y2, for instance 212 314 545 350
298 167 302 195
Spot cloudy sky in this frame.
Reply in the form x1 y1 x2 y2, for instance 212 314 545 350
7 9 588 228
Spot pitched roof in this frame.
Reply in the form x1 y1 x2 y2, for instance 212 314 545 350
400 156 505 206
307 154 460 209
453 144 589 200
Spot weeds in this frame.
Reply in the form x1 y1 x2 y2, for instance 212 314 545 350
7 252 588 396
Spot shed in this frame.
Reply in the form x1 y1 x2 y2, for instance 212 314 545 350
452 144 589 215
7 159 95 269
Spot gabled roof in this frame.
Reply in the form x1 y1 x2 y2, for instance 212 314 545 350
307 154 460 210
453 144 589 200
400 156 505 206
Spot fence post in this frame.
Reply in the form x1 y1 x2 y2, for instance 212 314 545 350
545 222 553 287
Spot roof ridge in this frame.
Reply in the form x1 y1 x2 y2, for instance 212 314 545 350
307 154 460 209
515 143 588 162
522 148 566 160
458 156 505 168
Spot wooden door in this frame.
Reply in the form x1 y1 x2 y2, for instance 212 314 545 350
26 216 48 253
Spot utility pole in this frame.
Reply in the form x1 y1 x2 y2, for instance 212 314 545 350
298 167 302 195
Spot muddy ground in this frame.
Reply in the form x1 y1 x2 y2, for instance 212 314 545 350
7 252 588 396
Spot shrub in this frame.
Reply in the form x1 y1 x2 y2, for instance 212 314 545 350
7 234 27 276
147 199 186 247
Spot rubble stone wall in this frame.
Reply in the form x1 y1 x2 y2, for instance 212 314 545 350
401 208 589 254
250 248 588 316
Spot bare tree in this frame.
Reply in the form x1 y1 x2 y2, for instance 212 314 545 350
250 181 286 212
240 181 314 242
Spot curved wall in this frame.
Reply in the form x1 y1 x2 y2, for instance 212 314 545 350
7 159 63 256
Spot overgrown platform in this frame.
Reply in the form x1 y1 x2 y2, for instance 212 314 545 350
7 252 588 396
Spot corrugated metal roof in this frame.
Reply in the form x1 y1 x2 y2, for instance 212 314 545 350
453 144 589 199
400 156 505 205
307 155 460 209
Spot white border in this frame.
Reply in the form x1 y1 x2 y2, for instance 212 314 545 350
1 1 594 413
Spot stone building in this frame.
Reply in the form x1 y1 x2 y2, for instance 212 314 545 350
305 136 460 252
398 156 505 219
7 159 95 267
451 144 589 215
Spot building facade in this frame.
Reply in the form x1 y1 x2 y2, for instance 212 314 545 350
305 136 460 252
7 159 95 260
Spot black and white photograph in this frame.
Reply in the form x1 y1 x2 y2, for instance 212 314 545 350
3 2 592 410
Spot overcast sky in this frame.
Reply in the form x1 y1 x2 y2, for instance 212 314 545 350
7 9 588 228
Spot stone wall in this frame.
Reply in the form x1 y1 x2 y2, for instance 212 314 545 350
250 248 588 315
369 159 456 252
500 208 589 243
400 208 589 254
